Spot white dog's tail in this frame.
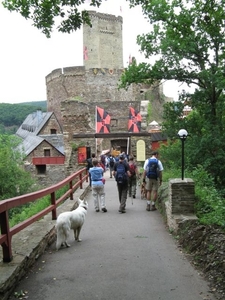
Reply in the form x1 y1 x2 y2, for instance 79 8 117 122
56 222 70 250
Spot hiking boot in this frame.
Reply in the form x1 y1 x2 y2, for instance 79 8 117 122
119 208 126 213
102 208 107 212
146 204 150 211
151 204 156 211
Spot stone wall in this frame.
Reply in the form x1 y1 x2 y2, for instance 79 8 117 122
46 67 142 125
45 11 142 128
26 140 64 164
130 136 152 163
44 10 166 179
65 136 153 175
169 178 195 214
24 164 65 188
61 100 147 171
38 114 63 134
158 178 198 233
83 11 123 69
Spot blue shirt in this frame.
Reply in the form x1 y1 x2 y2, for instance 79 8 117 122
89 166 104 185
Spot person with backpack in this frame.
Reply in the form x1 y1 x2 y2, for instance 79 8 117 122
108 154 115 178
100 154 106 169
86 153 96 187
113 154 130 213
142 151 163 211
128 156 138 199
89 158 107 212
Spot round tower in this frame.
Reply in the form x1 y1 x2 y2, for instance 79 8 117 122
46 11 142 125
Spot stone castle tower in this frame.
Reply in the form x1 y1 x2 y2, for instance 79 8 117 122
83 11 123 69
45 10 165 171
45 11 142 126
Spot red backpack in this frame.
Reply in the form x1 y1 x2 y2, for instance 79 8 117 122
129 163 136 176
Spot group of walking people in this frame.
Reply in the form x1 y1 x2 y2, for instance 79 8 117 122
86 151 163 214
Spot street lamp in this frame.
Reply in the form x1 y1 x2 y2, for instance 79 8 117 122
178 129 188 180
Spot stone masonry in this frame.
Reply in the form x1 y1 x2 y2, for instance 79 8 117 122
159 179 198 233
45 10 166 175
169 178 195 214
83 11 123 69
46 11 140 126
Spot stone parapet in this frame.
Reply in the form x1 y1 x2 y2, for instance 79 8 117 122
158 179 198 233
169 178 195 214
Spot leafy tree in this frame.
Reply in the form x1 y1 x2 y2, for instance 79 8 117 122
119 0 225 186
3 0 225 185
0 135 34 199
0 103 47 134
2 0 103 38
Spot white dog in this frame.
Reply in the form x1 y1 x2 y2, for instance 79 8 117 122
56 198 88 250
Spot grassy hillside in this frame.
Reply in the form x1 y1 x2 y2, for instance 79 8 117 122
0 101 47 134
17 101 47 109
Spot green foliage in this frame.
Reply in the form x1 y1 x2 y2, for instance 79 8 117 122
0 135 35 199
2 0 103 37
159 143 225 228
121 0 225 99
0 102 47 134
159 140 183 172
9 186 68 227
119 0 225 186
19 101 47 109
162 101 188 139
146 102 152 124
192 167 225 228
71 141 85 151
119 62 156 90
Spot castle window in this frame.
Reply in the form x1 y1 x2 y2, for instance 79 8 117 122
36 165 46 175
44 149 50 157
51 129 57 134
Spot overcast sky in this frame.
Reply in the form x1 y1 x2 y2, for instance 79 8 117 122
0 0 182 104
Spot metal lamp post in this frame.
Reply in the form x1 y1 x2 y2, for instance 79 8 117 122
178 129 188 180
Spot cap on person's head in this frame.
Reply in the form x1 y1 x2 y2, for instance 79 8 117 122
119 154 124 160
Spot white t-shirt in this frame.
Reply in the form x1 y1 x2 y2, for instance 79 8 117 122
143 156 163 172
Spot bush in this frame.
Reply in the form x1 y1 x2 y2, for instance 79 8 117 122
159 143 225 228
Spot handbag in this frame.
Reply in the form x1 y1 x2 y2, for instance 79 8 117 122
102 178 105 184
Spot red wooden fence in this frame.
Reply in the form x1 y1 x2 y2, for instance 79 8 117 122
0 168 88 263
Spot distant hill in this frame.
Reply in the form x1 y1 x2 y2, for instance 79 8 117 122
17 101 47 109
0 101 47 134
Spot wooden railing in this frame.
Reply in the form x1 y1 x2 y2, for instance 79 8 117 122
0 168 88 263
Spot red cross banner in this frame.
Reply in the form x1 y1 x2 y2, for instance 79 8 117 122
83 46 88 61
128 107 142 133
96 106 111 133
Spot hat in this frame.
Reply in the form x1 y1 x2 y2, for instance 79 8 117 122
119 155 124 160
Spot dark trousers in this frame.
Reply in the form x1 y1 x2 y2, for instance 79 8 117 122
128 175 137 196
117 182 128 210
